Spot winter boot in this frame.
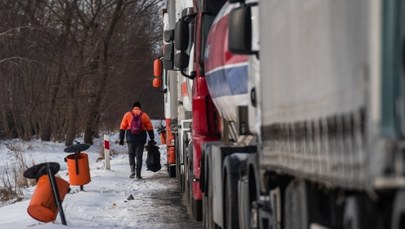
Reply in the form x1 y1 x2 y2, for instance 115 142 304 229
136 169 142 180
129 165 135 179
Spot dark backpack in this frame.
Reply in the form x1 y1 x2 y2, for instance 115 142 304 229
130 112 143 135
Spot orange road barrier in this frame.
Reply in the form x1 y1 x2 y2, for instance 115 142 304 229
27 175 69 222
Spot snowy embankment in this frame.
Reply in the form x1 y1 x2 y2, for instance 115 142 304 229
0 123 201 229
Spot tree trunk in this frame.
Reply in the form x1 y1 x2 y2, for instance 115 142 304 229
83 0 124 144
40 65 62 141
65 94 78 146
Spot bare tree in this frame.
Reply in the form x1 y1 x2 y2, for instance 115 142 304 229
0 0 163 143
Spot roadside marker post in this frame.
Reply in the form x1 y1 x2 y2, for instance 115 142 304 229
104 135 111 170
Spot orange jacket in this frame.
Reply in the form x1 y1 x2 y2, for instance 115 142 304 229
120 107 153 131
119 107 154 144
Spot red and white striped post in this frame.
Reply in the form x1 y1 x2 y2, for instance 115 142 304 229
103 135 110 170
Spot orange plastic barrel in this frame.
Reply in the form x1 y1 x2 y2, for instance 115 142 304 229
66 153 91 185
27 175 70 222
159 132 166 145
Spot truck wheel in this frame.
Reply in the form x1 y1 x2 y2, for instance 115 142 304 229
248 168 259 229
391 190 405 229
223 156 241 229
343 196 376 229
203 168 215 229
192 198 202 221
188 156 193 206
203 193 210 228
238 176 251 229
169 165 176 177
284 180 310 229
224 173 239 229
202 164 209 228
181 140 188 192
176 139 184 192
188 152 202 221
183 154 188 196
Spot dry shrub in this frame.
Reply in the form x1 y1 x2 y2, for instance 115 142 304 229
0 163 22 202
6 143 29 187
0 143 33 203
0 186 19 203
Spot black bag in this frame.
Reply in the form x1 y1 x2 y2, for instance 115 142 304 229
145 144 161 172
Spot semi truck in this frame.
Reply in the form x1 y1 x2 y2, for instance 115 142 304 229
155 0 405 228
153 0 194 180
154 0 227 220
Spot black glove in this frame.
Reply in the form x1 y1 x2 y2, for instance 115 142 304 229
148 140 156 146
119 139 124 145
147 130 155 139
119 129 125 140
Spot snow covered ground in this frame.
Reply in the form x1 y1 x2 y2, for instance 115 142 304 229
0 125 201 229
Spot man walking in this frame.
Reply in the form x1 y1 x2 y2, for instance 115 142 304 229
119 101 155 179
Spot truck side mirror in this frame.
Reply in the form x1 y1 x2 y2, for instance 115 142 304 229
174 52 190 69
229 6 251 53
164 30 174 42
229 5 257 55
181 7 196 19
163 43 174 70
175 20 189 51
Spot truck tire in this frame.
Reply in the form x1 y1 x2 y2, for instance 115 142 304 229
392 189 405 229
248 165 259 229
284 180 310 229
176 137 185 192
182 139 189 192
223 156 242 229
176 137 182 191
185 143 193 205
192 197 202 221
343 196 375 229
187 156 193 207
238 176 251 229
169 165 176 177
184 155 190 201
188 148 202 221
203 166 216 229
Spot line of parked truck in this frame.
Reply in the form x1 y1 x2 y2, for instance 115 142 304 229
152 0 405 228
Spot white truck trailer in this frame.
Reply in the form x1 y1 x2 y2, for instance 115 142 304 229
226 0 405 228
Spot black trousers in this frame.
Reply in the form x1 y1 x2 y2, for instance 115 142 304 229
128 143 144 172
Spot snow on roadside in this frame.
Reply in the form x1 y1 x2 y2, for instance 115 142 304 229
0 128 200 229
